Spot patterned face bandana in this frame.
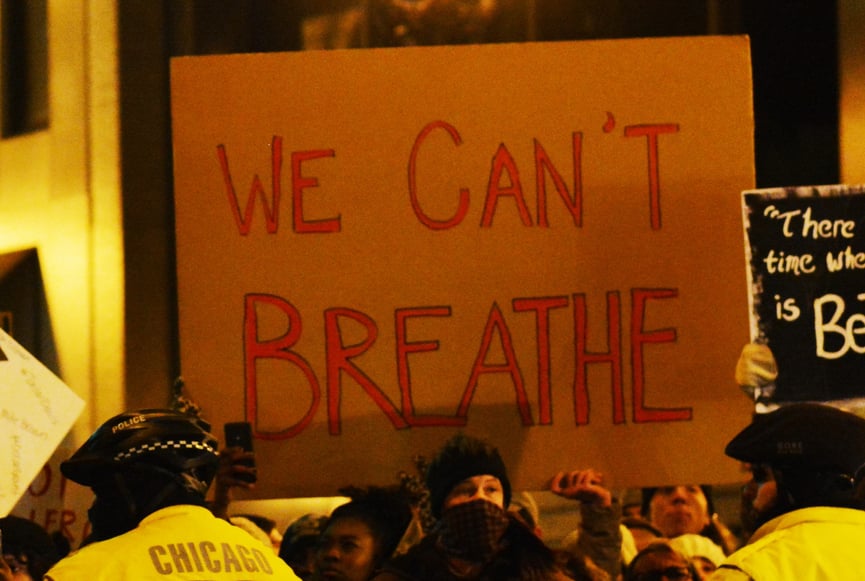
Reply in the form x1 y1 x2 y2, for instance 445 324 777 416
435 498 510 563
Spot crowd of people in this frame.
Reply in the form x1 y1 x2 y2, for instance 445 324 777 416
4 344 865 580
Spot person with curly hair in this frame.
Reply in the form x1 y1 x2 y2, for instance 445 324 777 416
0 516 61 580
313 485 414 581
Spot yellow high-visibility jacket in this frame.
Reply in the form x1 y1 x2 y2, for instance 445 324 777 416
710 506 865 580
45 504 301 581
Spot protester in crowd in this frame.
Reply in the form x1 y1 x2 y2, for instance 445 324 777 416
710 402 865 579
231 513 283 554
667 534 725 580
640 486 711 540
620 517 663 554
43 408 300 580
551 468 623 580
640 486 737 555
624 541 697 581
372 432 571 580
0 516 60 580
312 485 413 581
280 513 329 580
230 515 279 553
621 502 643 520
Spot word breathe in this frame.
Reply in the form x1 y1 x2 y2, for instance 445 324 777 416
242 288 691 441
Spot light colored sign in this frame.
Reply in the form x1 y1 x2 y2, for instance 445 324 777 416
171 37 755 497
0 329 85 515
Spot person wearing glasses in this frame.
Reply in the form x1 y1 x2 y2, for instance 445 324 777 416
624 541 696 581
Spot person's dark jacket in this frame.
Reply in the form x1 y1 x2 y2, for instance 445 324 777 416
371 517 572 581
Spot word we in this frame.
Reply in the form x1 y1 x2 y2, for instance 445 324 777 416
217 119 679 235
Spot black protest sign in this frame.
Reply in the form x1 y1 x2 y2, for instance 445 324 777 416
743 184 865 403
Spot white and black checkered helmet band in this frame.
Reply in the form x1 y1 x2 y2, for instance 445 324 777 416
61 408 220 486
114 439 218 462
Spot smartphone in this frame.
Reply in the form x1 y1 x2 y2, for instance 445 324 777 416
224 421 257 483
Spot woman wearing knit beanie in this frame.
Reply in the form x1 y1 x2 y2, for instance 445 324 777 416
372 433 572 581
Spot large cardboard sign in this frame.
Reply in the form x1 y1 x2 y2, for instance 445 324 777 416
171 37 755 497
743 185 865 404
0 329 85 516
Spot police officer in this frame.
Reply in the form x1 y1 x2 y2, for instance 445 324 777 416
44 409 299 580
711 402 865 579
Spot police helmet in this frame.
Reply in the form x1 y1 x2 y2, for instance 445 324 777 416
61 409 219 487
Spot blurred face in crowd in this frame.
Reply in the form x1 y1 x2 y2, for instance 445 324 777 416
629 545 695 581
740 463 779 536
689 556 717 580
2 553 34 581
626 523 663 553
315 518 378 581
648 486 711 537
443 475 505 511
284 540 318 580
623 503 643 519
268 527 284 554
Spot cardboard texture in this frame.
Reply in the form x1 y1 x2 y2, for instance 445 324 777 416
171 37 755 497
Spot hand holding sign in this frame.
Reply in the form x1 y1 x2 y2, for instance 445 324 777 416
0 329 85 516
